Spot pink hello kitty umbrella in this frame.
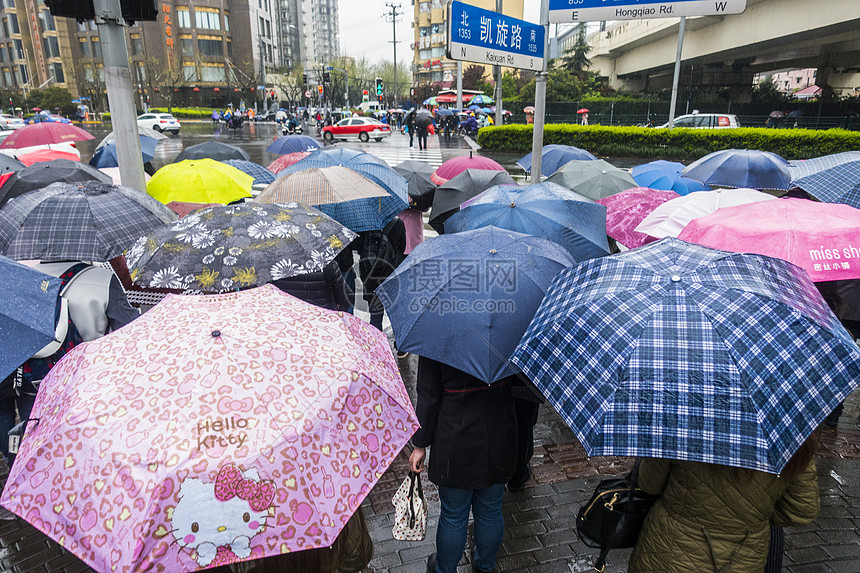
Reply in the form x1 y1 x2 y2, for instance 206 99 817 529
0 285 418 572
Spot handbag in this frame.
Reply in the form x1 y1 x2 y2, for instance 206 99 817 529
391 471 428 541
576 460 658 572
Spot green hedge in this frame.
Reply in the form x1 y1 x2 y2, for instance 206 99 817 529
477 124 860 160
150 107 219 118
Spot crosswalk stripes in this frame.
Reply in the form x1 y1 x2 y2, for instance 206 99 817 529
362 147 444 169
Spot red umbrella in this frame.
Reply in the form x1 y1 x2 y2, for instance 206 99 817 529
17 149 80 166
192 87 200 92
30 107 42 112
165 200 221 218
213 87 220 92
577 108 589 114
267 152 311 173
431 152 505 185
0 123 94 149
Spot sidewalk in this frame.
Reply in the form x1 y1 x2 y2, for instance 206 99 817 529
0 356 858 573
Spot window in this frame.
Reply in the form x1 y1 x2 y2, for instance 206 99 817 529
183 64 197 81
42 36 60 58
224 12 229 32
195 10 221 30
431 46 444 58
13 39 22 59
84 66 94 82
51 62 64 83
197 38 222 57
226 38 232 57
135 62 145 81
39 10 55 32
180 35 192 57
131 35 142 56
8 14 18 34
7 44 15 62
79 38 90 57
91 38 102 58
419 27 428 37
419 2 429 13
2 70 11 86
17 64 26 84
199 65 225 82
77 20 87 32
419 49 430 60
177 8 190 28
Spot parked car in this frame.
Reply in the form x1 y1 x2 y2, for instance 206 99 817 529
24 113 72 125
0 114 24 130
255 110 278 122
656 113 740 129
322 117 391 142
137 113 181 134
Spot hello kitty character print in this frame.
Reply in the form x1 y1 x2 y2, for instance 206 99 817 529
172 464 276 568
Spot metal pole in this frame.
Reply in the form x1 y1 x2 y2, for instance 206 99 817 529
93 0 146 192
668 16 686 129
494 0 503 126
456 60 463 110
530 0 550 184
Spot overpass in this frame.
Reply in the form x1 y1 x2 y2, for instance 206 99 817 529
587 0 860 96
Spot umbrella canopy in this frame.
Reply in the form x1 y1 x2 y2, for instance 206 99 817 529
89 136 158 168
378 226 576 383
467 104 481 111
175 141 250 162
422 96 437 106
267 152 311 174
393 160 436 210
0 122 94 149
265 135 321 155
512 238 860 474
17 149 80 166
0 181 176 261
444 182 610 260
470 94 494 105
435 108 455 117
769 110 785 118
545 159 637 201
127 202 356 291
683 149 792 191
0 159 112 208
0 154 24 175
631 160 709 196
597 187 680 249
165 201 221 218
98 167 151 186
577 108 589 114
429 168 515 233
523 106 535 113
678 198 860 282
431 153 505 185
97 125 167 147
256 167 397 233
220 159 276 185
635 188 776 239
789 152 860 209
516 144 597 177
0 284 418 572
147 159 254 205
0 255 62 380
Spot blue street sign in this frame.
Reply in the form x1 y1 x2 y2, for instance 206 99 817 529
548 0 746 23
447 1 545 71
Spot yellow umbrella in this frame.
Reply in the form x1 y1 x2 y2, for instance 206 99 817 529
146 158 254 204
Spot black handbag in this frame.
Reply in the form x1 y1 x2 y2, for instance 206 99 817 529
576 460 659 572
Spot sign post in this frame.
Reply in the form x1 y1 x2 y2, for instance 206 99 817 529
548 0 746 22
530 0 550 183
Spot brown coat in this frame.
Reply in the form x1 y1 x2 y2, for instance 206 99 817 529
628 458 819 572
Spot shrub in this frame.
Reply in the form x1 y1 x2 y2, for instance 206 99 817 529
150 107 219 118
477 124 860 160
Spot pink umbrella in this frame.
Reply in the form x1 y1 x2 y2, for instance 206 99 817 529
431 152 505 185
267 152 311 174
0 122 94 149
1 285 418 572
678 198 860 282
165 200 219 218
597 187 680 249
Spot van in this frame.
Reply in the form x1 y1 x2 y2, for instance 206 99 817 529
657 113 740 129
357 101 383 114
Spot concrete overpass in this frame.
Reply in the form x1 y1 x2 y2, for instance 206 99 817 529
587 0 860 96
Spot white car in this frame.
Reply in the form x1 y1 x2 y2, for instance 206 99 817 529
656 113 740 129
137 113 181 134
0 114 25 130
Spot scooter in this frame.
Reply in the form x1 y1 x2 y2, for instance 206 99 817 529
281 121 303 136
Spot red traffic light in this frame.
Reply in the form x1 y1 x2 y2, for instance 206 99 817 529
317 85 323 94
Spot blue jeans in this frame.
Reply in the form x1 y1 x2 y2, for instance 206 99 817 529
435 483 505 573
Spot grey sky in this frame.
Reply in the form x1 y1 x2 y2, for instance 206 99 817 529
338 0 543 65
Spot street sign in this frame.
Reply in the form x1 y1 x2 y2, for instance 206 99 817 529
447 0 545 72
548 0 747 22
305 90 311 98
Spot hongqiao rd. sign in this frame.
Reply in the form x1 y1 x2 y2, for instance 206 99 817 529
548 0 747 22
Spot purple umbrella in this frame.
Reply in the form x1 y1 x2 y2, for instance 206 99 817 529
596 187 680 249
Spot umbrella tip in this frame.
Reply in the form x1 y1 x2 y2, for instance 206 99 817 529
670 275 681 283
510 202 516 208
489 249 497 254
211 330 222 337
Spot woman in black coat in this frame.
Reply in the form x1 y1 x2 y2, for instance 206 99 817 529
409 357 517 573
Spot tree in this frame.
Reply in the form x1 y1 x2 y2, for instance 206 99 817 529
0 89 25 114
26 87 75 115
71 64 107 113
144 55 192 112
751 76 789 107
271 67 305 108
561 25 591 72
462 64 486 91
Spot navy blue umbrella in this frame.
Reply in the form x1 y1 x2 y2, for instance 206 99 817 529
631 160 709 196
435 108 455 117
517 144 597 177
220 159 276 185
683 149 792 191
512 238 860 474
444 182 610 261
377 226 576 383
0 256 62 380
89 136 158 168
266 135 321 154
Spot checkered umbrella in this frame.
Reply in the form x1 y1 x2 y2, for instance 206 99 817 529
512 237 860 474
221 159 276 185
790 152 860 209
0 181 176 262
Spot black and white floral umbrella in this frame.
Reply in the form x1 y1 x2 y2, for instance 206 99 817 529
126 202 357 292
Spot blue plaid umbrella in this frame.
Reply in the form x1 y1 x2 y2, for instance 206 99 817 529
377 226 576 383
512 238 860 474
631 160 709 196
517 144 598 177
0 256 61 380
266 135 321 154
683 149 791 191
790 152 860 209
221 160 276 185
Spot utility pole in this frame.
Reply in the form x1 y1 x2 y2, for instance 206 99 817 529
494 0 503 127
385 2 402 107
531 0 550 183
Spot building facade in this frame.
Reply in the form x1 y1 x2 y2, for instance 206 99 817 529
410 0 523 88
277 0 339 71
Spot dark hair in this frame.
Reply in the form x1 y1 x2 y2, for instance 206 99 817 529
815 281 847 320
781 431 819 481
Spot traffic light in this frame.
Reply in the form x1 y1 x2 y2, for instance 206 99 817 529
302 74 307 85
323 72 330 83
317 85 324 95
362 89 369 102
375 77 383 103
